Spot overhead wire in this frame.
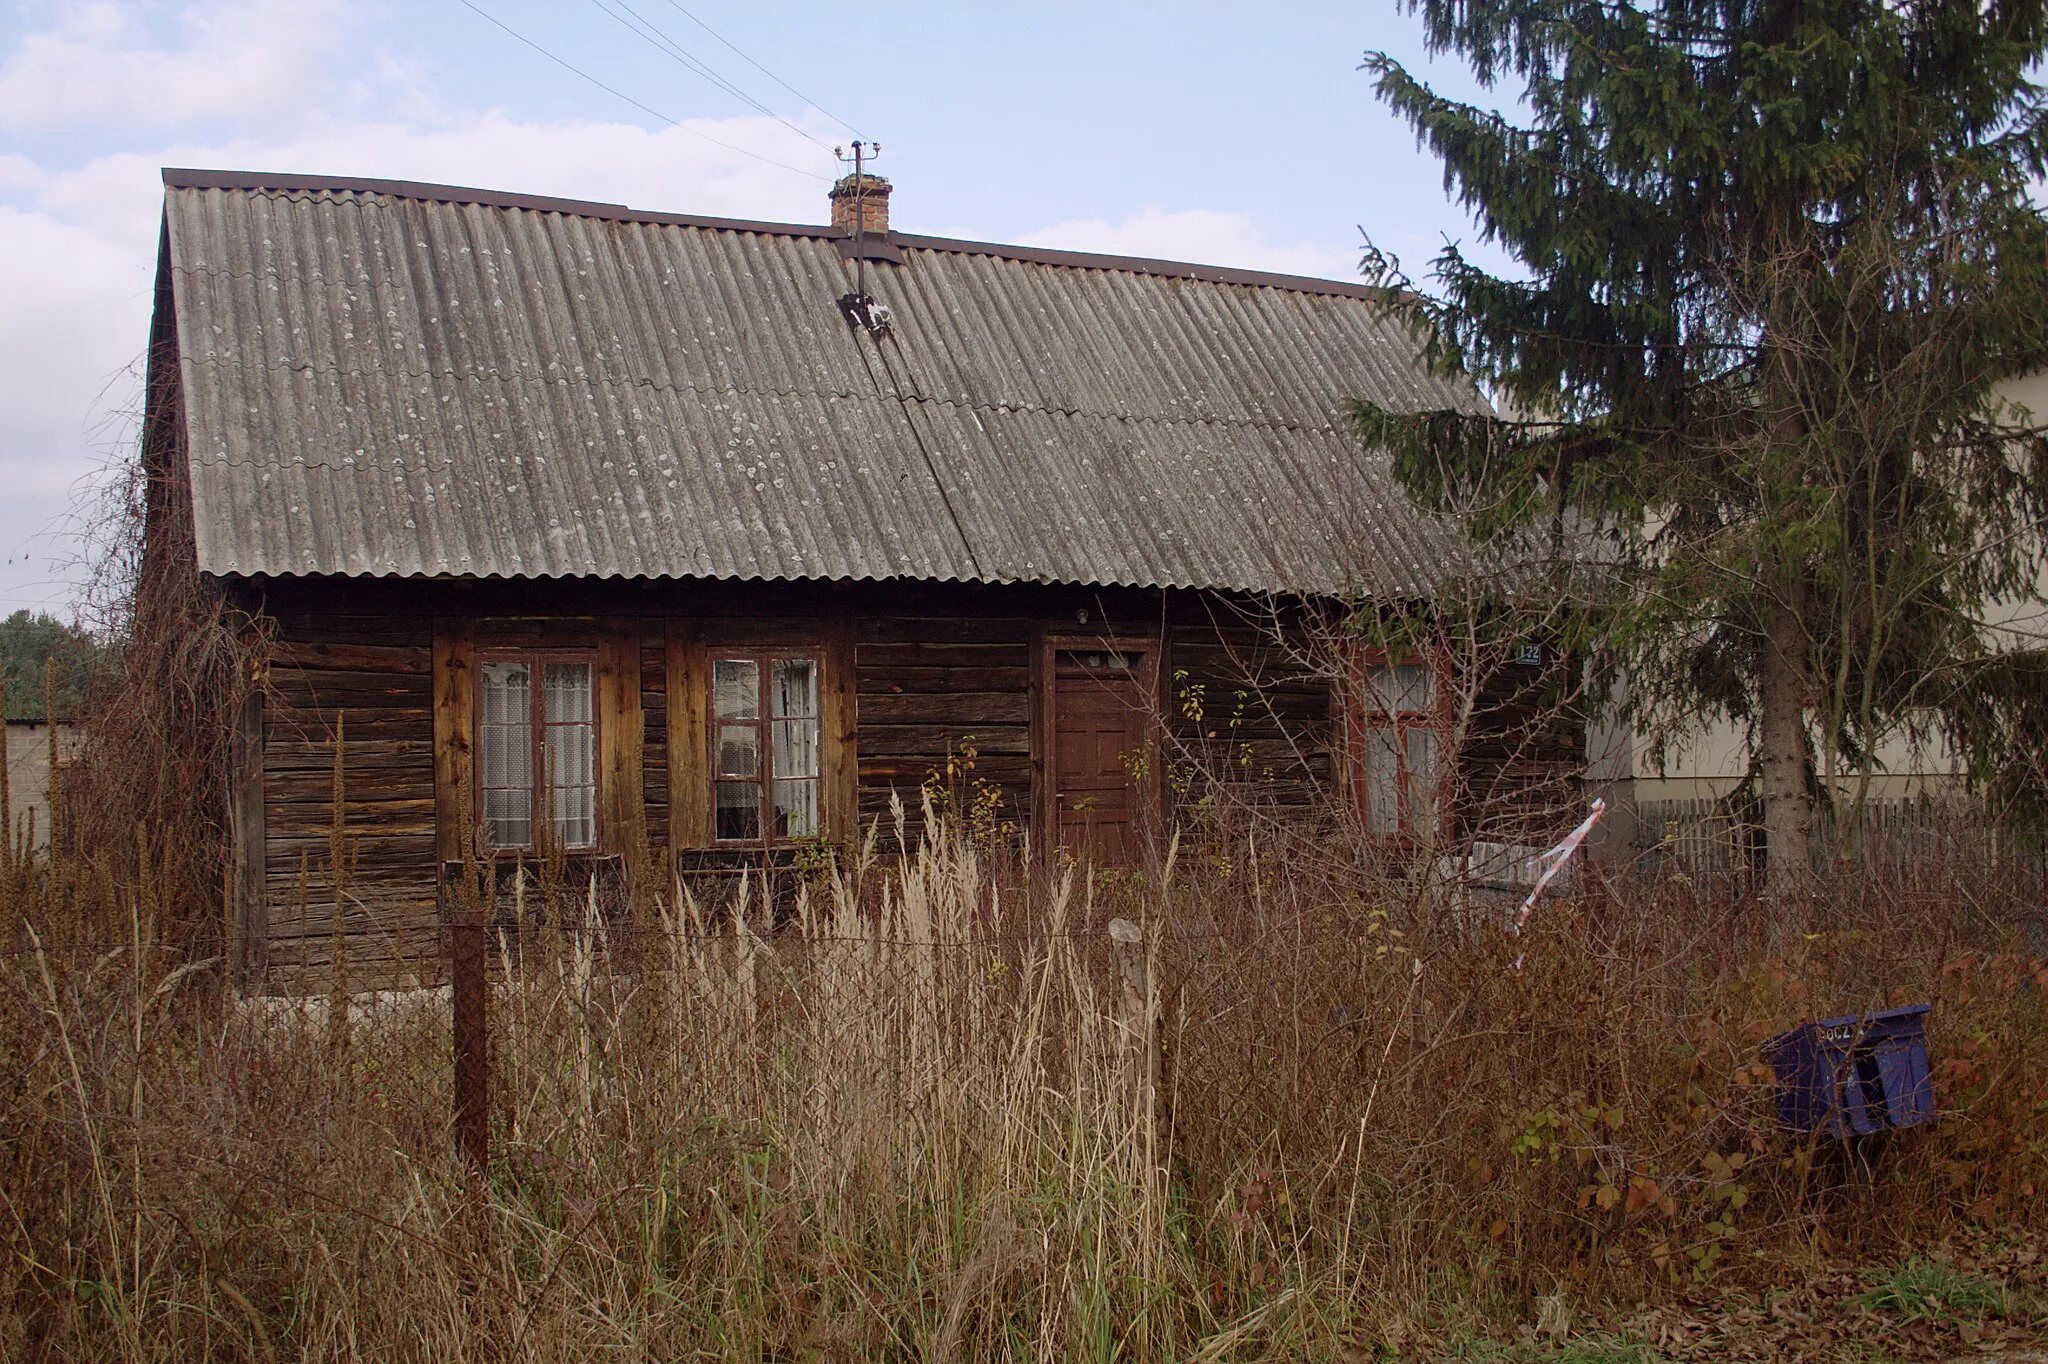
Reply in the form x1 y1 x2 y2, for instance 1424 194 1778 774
587 0 834 152
455 0 831 181
657 0 864 138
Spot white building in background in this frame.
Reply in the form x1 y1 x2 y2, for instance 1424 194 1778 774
3 718 81 853
1592 371 2048 852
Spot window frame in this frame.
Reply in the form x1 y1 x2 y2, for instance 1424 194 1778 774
706 647 826 847
473 649 602 856
1347 650 1450 842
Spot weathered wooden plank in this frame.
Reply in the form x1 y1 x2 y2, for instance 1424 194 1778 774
824 616 857 842
433 619 476 865
267 620 434 647
666 620 708 850
856 692 1031 724
1173 650 1327 682
856 617 1031 644
269 666 432 694
860 754 1032 785
1171 716 1324 745
269 801 438 836
265 831 438 860
262 710 432 742
856 643 1030 669
856 725 1030 758
472 620 607 649
265 778 436 807
859 666 1033 694
857 793 1030 824
269 681 433 711
598 624 647 873
268 796 435 825
268 641 433 672
264 911 440 945
694 617 836 648
266 855 438 885
266 739 432 769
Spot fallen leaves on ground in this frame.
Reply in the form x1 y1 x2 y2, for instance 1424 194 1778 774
1619 1231 2047 1362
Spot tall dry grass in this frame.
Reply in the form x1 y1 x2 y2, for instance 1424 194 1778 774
1 797 2045 1361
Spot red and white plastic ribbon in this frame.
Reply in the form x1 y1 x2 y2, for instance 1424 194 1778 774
1510 797 1606 967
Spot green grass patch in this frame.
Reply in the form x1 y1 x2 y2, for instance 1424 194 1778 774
1856 1257 2012 1324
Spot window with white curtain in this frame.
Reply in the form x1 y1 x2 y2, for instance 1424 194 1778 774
478 656 597 851
1355 658 1441 838
712 652 821 842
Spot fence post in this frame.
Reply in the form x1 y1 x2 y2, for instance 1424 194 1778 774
446 859 489 1173
1107 916 1161 1150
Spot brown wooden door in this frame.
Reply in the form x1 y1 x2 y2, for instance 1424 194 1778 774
1050 649 1149 865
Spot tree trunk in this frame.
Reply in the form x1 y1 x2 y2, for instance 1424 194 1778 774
1759 596 1812 893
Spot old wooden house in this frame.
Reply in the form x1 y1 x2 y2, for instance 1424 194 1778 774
140 168 1527 980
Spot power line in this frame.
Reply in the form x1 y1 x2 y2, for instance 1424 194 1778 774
595 0 784 119
456 0 830 182
587 0 833 152
658 0 864 138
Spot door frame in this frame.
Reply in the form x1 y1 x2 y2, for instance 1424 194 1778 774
1031 626 1166 861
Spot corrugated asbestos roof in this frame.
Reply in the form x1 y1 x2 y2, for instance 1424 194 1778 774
161 169 1483 596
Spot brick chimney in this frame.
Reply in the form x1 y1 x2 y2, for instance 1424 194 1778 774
829 172 891 236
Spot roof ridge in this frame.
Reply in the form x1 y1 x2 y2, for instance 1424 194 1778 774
162 166 1388 302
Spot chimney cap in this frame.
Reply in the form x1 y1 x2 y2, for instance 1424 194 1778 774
829 172 892 201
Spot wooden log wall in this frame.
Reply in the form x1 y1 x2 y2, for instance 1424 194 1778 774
1161 597 1333 812
261 611 440 985
237 578 1587 980
1452 653 1586 842
855 612 1035 839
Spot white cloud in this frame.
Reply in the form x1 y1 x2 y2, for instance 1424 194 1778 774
0 0 352 133
0 200 141 615
1015 206 1359 282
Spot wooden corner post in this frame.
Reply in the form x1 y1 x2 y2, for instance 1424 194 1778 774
666 620 709 851
597 623 648 876
432 618 478 868
824 616 858 845
433 619 486 1172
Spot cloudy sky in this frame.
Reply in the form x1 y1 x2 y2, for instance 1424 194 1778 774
0 0 1509 618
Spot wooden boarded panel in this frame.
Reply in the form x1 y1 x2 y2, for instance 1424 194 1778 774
1166 619 1333 805
856 615 1035 839
260 612 440 986
666 620 709 850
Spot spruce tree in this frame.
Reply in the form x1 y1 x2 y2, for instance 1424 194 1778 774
1358 0 2048 885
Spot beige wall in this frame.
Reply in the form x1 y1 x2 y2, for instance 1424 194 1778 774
1628 714 1962 802
1617 372 2048 804
4 720 81 853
